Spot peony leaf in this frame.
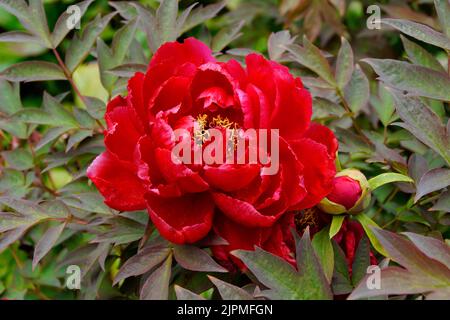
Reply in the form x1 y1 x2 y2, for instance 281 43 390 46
173 245 227 273
403 232 450 268
311 227 334 283
65 12 116 72
368 172 413 191
32 222 66 270
351 236 370 286
400 35 446 73
286 37 336 86
98 18 138 92
362 59 450 101
156 0 178 44
434 0 450 37
114 244 171 285
0 61 65 82
1 147 33 171
180 1 226 34
212 21 245 52
382 18 450 50
106 63 147 78
331 241 353 295
51 0 94 48
174 285 206 300
414 168 450 202
430 190 450 212
354 214 387 257
349 229 450 299
268 30 296 61
344 64 369 113
140 253 172 300
329 215 345 238
0 31 41 44
390 92 450 165
43 92 78 128
335 37 354 90
208 276 253 300
0 226 28 254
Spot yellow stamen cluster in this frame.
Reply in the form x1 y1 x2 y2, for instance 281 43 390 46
193 114 239 148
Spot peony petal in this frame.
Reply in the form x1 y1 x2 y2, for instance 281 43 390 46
203 164 260 192
87 151 146 211
146 192 214 244
291 137 336 209
212 192 280 227
104 106 144 161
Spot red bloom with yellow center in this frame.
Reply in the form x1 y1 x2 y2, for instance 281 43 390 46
87 37 337 266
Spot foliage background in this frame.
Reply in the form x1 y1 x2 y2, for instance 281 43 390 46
0 0 449 300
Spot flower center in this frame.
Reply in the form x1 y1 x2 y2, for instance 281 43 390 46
193 113 239 148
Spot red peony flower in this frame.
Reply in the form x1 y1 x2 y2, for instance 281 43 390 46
87 37 337 266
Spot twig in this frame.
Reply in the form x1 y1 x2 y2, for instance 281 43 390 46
52 48 106 131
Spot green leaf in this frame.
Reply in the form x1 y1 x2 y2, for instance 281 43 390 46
0 61 65 82
0 0 30 23
0 226 28 253
312 97 345 120
27 0 51 47
354 214 387 256
1 147 33 171
430 190 450 212
98 18 138 92
0 197 48 218
113 244 171 285
106 63 147 78
156 0 178 44
0 169 32 198
391 92 450 165
414 168 450 202
362 58 450 101
401 35 446 73
51 0 94 48
212 21 245 52
434 0 450 37
286 38 336 86
344 64 369 113
349 229 450 299
0 80 22 114
208 276 253 300
32 222 66 270
329 215 345 238
65 12 116 72
312 227 334 283
43 92 78 128
351 236 370 286
0 31 40 44
403 232 450 268
140 254 172 300
382 18 450 50
331 241 353 295
232 228 332 300
0 212 39 233
268 30 296 61
368 172 413 190
173 245 227 273
180 1 226 34
370 83 396 127
335 37 354 90
174 285 206 300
